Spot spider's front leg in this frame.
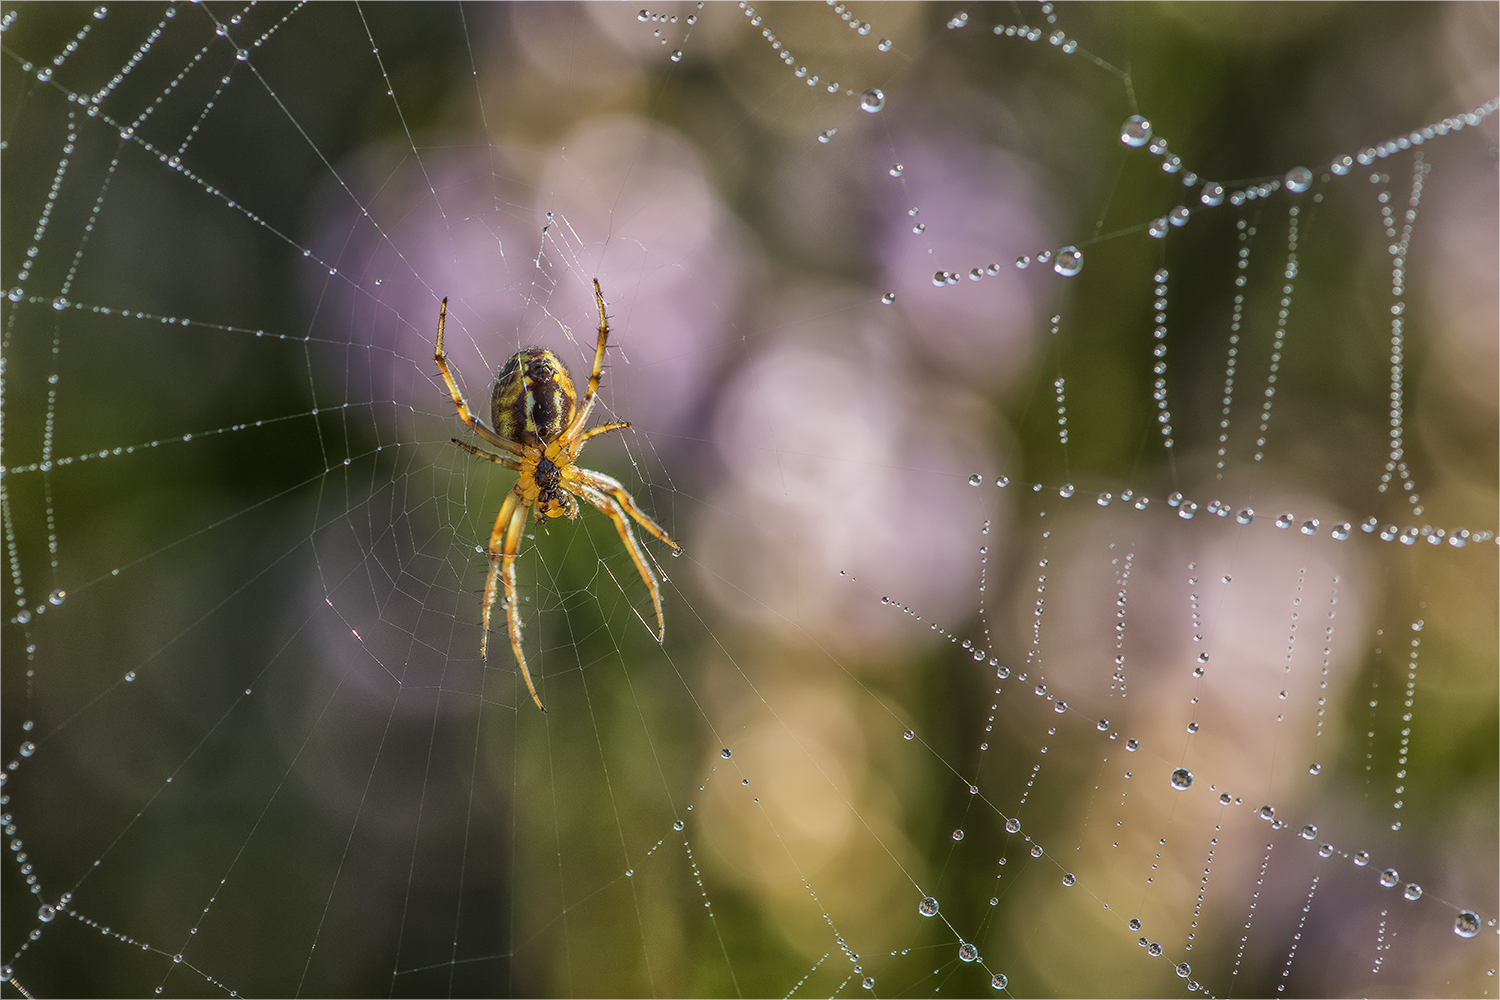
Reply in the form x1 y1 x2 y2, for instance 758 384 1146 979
483 489 547 713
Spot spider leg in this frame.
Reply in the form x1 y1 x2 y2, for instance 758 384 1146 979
563 280 612 438
435 297 524 456
575 477 677 643
570 420 629 457
482 490 547 713
452 437 522 471
573 467 681 552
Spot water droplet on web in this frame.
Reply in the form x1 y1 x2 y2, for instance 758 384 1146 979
18 742 35 758
902 728 914 740
720 748 732 758
1353 850 1370 867
952 828 965 841
37 904 55 922
1299 824 1318 840
1259 805 1275 821
673 820 684 831
946 12 969 29
877 38 893 52
990 972 1008 989
818 129 836 143
860 88 885 113
1411 619 1424 631
1402 883 1422 901
1379 868 1399 887
958 942 979 962
918 896 939 917
881 292 896 305
1120 114 1152 147
47 589 65 606
1062 872 1076 886
1455 911 1481 937
1200 182 1225 207
1236 509 1254 525
1053 246 1083 276
1030 844 1043 858
1170 768 1193 790
1003 817 1021 834
1148 217 1168 239
669 49 683 62
968 474 983 486
889 163 903 177
124 671 136 682
1126 738 1139 752
1169 205 1190 226
1331 155 1353 176
862 976 874 990
1284 166 1313 193
625 868 633 877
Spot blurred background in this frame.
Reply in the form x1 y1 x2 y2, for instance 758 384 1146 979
2 2 1496 996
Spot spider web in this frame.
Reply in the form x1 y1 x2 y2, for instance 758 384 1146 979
2 2 1497 997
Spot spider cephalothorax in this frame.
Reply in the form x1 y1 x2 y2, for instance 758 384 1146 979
435 281 680 712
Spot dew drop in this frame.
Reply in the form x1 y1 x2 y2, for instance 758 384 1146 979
1120 114 1152 147
1126 738 1139 752
952 828 965 841
881 292 896 305
1169 205 1190 226
1170 768 1193 790
1062 872 1076 886
37 904 55 922
968 474 983 486
918 896 939 917
18 743 35 758
673 820 684 831
818 129 836 143
1236 509 1254 525
1200 182 1225 207
1005 817 1021 833
1380 868 1399 887
47 589 65 606
1308 762 1322 775
1300 824 1318 840
1403 883 1423 901
1053 246 1083 276
1030 844 1043 858
991 973 1008 989
903 728 915 740
1284 166 1313 193
889 163 903 177
877 38 893 52
720 748 732 758
1353 850 1370 867
860 88 885 113
958 942 979 962
1455 911 1481 938
1318 843 1333 857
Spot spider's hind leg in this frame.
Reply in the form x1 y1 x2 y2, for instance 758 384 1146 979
483 490 547 713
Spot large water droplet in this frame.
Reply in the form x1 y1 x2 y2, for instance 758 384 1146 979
1061 872 1076 886
1403 883 1422 901
860 88 885 113
952 828 965 841
1053 246 1083 276
1379 868 1399 887
1284 166 1313 193
877 38 893 52
37 904 55 923
958 942 979 962
1455 911 1481 937
1170 768 1193 790
47 589 65 606
991 973 1008 990
918 896 939 917
1120 114 1152 147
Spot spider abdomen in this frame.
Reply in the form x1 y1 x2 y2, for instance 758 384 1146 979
491 347 578 446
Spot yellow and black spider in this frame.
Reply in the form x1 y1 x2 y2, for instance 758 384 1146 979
435 280 680 713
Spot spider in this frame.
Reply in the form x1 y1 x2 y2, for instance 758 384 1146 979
435 280 680 713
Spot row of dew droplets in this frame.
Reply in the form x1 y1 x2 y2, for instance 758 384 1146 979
969 472 1493 552
1252 202 1304 461
1375 156 1430 515
732 0 892 146
636 3 702 63
1150 269 1175 448
1214 219 1255 474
